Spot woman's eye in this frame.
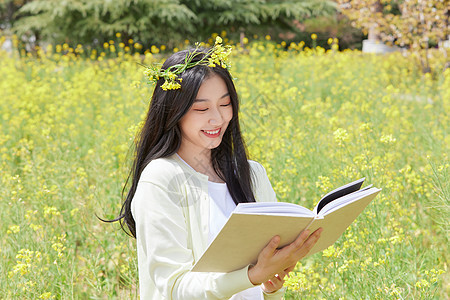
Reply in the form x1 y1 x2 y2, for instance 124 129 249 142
193 102 230 111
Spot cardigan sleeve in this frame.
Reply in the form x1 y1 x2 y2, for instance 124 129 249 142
132 180 256 300
263 288 286 299
249 160 278 204
250 161 286 299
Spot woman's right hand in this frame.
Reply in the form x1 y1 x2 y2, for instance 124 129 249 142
247 228 323 286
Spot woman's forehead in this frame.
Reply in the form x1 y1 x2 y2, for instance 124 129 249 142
195 75 229 101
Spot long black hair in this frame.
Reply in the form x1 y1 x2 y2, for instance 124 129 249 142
111 48 255 238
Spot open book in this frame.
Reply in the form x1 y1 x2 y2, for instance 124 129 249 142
192 178 381 272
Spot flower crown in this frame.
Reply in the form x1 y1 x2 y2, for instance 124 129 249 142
143 36 232 91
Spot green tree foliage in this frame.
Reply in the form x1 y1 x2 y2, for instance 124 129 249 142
188 0 336 38
0 0 30 29
11 0 336 46
12 0 196 46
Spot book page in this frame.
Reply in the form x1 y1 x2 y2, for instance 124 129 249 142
306 189 381 256
192 214 315 272
314 178 365 214
234 202 315 217
318 187 380 216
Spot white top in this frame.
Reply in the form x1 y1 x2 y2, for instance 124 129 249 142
178 154 264 300
208 183 263 300
131 154 284 299
207 181 235 243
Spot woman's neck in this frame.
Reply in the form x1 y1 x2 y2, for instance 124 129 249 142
176 149 224 183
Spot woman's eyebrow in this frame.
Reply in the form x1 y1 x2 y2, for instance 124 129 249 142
194 93 230 103
220 92 230 99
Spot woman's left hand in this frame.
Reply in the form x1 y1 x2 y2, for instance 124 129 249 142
261 265 295 293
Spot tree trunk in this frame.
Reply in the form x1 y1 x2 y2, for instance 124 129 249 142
368 0 383 42
6 1 15 26
240 30 245 49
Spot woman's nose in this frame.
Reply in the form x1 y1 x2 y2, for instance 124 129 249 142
209 107 223 125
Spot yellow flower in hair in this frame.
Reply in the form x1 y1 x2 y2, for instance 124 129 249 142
161 81 181 91
142 35 232 90
167 71 177 80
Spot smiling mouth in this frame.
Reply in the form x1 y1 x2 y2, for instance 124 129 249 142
201 128 221 137
203 128 220 135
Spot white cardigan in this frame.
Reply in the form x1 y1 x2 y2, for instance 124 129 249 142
131 154 285 299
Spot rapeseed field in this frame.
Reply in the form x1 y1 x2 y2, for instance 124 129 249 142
0 35 448 299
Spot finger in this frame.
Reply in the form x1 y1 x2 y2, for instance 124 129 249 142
304 228 323 246
284 264 296 274
282 268 293 279
271 273 286 286
313 227 323 236
282 264 297 280
295 228 323 255
262 274 285 293
290 229 310 250
262 280 277 293
267 275 283 286
275 273 286 282
261 235 281 257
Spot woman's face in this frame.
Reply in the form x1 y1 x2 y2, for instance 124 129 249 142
178 74 233 158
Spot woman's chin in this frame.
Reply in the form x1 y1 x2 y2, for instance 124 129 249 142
205 139 223 149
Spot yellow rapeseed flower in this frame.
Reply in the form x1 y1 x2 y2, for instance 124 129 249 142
30 223 43 231
151 45 159 54
7 224 20 234
333 128 349 146
39 292 54 299
43 206 60 218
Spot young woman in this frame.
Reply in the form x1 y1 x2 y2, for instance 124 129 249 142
116 42 322 299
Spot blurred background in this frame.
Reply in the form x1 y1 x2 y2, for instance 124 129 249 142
0 1 448 299
1 0 448 59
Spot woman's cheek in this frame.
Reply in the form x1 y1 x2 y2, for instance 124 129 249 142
225 107 233 122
